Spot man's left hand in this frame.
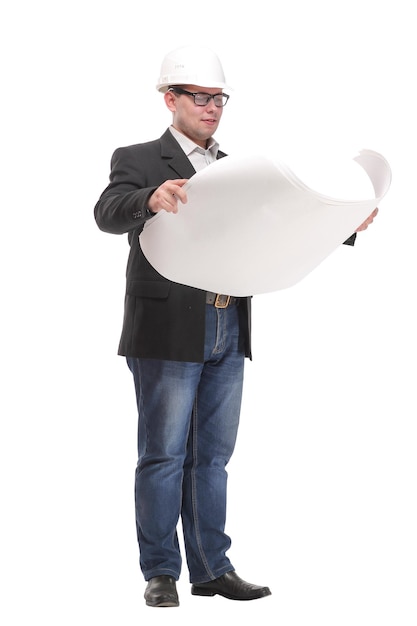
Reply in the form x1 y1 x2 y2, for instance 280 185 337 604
356 207 379 232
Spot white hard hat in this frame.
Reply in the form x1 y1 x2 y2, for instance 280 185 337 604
156 45 231 93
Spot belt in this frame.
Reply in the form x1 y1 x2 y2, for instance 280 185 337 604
206 292 239 308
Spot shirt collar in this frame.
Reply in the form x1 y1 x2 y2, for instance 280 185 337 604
169 125 219 158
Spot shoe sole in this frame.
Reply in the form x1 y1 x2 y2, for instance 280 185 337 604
146 599 179 607
191 587 271 601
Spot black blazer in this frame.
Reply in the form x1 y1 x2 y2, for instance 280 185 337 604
94 129 252 362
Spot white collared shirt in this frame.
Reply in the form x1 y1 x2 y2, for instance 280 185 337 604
169 126 219 172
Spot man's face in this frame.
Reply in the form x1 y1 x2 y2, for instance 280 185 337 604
164 85 224 148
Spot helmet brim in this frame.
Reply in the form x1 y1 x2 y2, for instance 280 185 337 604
156 79 232 93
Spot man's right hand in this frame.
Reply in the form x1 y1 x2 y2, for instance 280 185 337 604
148 179 188 214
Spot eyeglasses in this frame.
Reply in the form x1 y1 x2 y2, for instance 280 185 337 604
168 87 229 107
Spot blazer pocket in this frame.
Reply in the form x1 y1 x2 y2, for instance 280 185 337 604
127 280 170 299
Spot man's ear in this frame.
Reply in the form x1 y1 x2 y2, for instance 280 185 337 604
164 90 177 112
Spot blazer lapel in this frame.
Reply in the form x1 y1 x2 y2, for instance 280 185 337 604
159 129 196 179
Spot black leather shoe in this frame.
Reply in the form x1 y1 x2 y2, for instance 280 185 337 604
144 575 179 607
191 571 271 601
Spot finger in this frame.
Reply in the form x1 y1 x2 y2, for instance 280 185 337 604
164 196 178 213
171 181 188 204
172 189 188 204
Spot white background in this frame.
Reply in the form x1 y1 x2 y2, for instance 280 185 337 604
1 1 415 624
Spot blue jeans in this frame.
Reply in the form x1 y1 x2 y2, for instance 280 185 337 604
126 303 245 583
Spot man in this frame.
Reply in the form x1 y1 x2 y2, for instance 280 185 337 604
94 45 377 608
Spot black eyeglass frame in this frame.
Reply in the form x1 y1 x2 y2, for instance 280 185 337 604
168 86 230 107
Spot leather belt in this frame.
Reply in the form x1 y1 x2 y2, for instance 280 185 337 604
206 292 239 308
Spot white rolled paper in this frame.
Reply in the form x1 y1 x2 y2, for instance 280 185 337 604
140 150 391 296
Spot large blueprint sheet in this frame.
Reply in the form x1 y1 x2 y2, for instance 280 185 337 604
140 150 391 296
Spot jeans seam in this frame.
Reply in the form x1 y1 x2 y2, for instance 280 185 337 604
190 396 215 579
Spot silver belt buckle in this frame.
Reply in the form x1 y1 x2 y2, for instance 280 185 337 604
214 294 231 308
